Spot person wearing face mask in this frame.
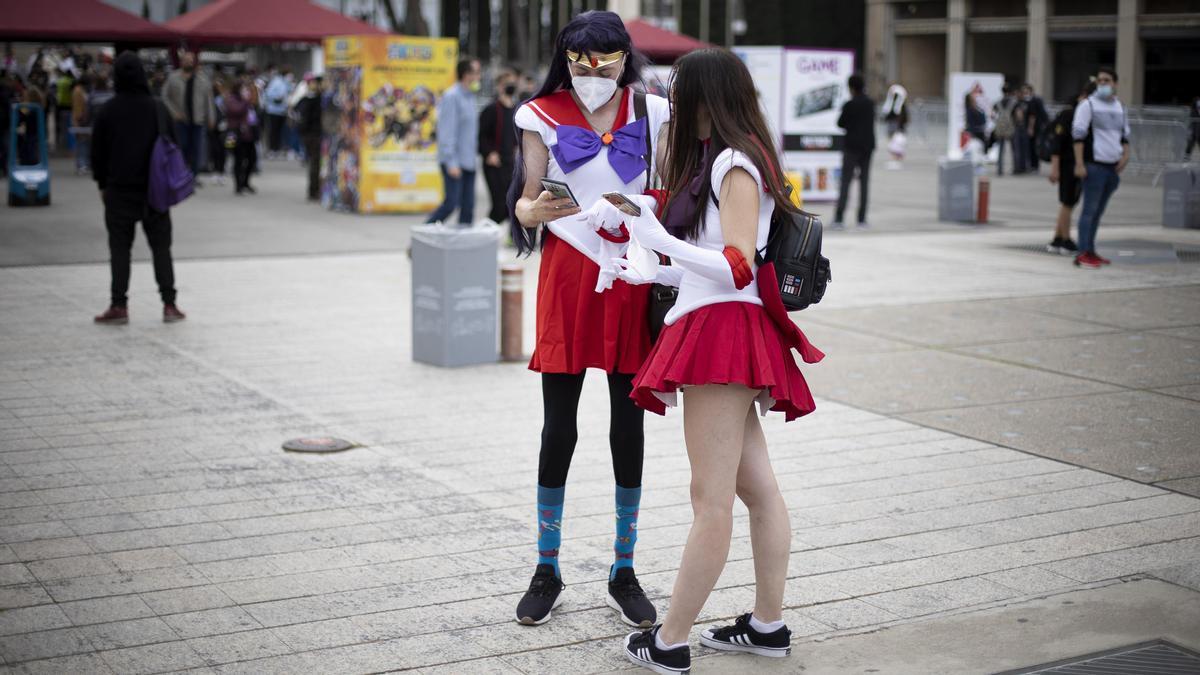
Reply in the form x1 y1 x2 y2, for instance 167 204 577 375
1021 83 1048 173
163 52 214 183
1071 67 1130 269
478 70 519 223
506 10 671 630
426 58 482 226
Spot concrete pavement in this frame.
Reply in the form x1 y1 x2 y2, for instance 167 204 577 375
0 146 1199 673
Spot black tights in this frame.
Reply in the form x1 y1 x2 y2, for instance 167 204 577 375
538 372 644 490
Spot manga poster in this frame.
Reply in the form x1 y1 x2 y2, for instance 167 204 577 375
322 35 458 213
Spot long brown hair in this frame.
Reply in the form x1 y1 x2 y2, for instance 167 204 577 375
663 48 795 241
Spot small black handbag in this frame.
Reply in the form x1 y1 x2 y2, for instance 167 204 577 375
633 92 679 342
647 254 677 342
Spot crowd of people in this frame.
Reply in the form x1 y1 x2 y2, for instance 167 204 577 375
0 45 326 199
959 71 1133 269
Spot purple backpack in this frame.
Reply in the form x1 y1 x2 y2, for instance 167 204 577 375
147 102 194 212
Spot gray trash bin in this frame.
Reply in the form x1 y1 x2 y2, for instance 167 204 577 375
411 223 502 367
1162 163 1200 229
938 158 975 222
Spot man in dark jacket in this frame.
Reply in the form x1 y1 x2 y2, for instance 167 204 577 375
294 75 323 201
478 70 518 223
91 52 185 325
834 73 876 227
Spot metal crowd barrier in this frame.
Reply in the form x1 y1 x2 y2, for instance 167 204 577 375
905 98 1191 179
1125 119 1190 180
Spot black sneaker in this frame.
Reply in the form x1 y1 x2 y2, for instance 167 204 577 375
514 564 565 626
699 613 792 658
608 566 656 627
1060 238 1078 253
1046 237 1064 254
624 625 690 674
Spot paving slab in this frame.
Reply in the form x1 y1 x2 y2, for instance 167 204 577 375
994 287 1200 330
903 391 1200 484
806 300 1119 348
959 331 1200 389
804 349 1119 415
684 578 1200 675
2 142 1200 673
1156 384 1200 402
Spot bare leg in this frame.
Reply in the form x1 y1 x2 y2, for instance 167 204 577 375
736 407 791 623
1055 204 1072 241
658 384 759 646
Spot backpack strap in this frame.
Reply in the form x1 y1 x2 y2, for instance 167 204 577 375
633 91 652 192
708 154 793 266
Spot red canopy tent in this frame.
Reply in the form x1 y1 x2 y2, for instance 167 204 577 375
0 0 178 43
624 19 712 63
166 0 387 45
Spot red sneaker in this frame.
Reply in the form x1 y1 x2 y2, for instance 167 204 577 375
1094 253 1112 265
94 306 129 324
163 304 187 323
1073 253 1102 269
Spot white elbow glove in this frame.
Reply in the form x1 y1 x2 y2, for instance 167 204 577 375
609 195 751 290
611 258 684 286
544 212 603 265
546 208 628 293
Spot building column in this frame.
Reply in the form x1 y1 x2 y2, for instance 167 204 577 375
1026 0 1048 94
864 0 891 95
608 0 639 19
947 0 966 76
1116 0 1142 105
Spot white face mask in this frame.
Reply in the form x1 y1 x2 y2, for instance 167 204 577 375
1096 84 1114 99
572 75 618 113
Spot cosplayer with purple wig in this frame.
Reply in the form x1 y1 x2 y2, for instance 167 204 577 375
507 10 648 254
506 10 671 633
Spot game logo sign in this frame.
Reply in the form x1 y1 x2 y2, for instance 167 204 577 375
780 49 855 202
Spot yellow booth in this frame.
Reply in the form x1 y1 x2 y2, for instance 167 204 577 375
322 35 458 213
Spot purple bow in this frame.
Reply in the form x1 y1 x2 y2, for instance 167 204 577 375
551 117 648 184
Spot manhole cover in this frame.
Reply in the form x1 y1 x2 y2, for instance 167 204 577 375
281 437 355 453
997 640 1200 674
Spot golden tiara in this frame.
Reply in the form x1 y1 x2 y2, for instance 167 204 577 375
565 50 624 69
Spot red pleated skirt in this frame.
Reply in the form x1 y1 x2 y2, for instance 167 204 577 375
529 233 652 375
630 300 819 422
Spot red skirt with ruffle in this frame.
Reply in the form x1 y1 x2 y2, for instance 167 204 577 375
630 294 822 422
529 233 652 375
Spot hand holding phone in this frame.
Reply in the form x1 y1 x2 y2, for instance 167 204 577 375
527 178 581 223
540 178 579 207
601 192 643 217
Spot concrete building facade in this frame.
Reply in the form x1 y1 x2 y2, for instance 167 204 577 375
864 0 1200 105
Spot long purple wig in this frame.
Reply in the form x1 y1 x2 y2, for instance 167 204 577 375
506 10 648 256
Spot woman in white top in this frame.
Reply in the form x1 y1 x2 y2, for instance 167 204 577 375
588 48 823 674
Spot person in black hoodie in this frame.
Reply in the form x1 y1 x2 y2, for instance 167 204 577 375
294 74 323 201
91 52 185 325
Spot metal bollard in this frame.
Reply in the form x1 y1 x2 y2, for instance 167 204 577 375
500 264 524 362
976 176 990 223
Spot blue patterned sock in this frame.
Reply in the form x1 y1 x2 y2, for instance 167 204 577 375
612 485 641 579
537 484 565 577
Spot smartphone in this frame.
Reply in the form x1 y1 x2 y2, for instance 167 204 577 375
602 192 642 217
540 178 579 207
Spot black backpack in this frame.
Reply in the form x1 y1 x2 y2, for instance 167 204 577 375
712 186 832 311
1036 127 1056 163
760 206 831 311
